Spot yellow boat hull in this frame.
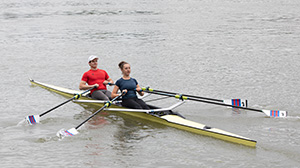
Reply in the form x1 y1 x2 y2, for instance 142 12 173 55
30 79 257 147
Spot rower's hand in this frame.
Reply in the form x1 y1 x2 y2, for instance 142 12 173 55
103 80 114 86
121 89 127 95
136 87 142 92
103 80 109 85
93 84 99 88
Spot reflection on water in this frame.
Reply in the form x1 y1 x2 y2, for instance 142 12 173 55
112 119 152 156
73 104 161 157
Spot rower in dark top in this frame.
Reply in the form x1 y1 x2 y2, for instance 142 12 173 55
111 61 149 109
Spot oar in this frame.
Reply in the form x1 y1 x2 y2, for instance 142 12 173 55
25 86 97 125
56 92 125 138
142 87 287 118
141 87 248 107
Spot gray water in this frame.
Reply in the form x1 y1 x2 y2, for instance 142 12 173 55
1 0 300 167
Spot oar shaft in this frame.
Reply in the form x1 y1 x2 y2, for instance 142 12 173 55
75 105 106 129
40 98 74 117
144 90 263 113
142 88 223 102
187 97 262 112
75 93 123 130
39 86 96 117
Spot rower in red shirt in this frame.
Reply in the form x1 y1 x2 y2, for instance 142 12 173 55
79 55 114 100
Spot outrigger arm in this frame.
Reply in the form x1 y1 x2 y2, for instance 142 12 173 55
103 100 186 113
74 99 186 114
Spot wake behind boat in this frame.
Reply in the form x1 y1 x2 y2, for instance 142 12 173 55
29 79 257 147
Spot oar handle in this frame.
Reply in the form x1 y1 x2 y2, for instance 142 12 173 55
119 88 143 95
73 86 97 99
39 86 97 117
75 92 125 130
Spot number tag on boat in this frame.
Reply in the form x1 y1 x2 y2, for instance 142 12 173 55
223 99 248 107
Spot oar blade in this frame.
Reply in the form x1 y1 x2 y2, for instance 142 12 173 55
262 110 288 118
25 115 40 125
223 99 248 107
56 128 79 138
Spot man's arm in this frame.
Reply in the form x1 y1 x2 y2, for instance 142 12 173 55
79 80 98 90
103 77 114 85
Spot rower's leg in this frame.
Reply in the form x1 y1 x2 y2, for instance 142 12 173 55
91 90 110 101
121 98 143 109
135 98 150 110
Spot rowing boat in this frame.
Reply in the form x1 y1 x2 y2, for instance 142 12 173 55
30 79 257 147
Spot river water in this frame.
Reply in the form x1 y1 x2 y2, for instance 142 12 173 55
1 0 300 167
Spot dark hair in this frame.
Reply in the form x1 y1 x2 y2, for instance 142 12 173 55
118 61 129 70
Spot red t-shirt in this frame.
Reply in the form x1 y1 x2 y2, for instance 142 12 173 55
81 69 110 94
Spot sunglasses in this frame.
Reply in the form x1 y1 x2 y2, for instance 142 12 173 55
89 60 98 63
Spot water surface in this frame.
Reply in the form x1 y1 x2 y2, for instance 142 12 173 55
1 0 300 167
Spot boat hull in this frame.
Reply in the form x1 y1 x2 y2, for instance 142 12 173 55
30 79 256 147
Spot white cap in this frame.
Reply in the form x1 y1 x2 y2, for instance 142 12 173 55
88 55 98 62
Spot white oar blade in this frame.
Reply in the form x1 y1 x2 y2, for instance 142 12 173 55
25 115 40 125
223 99 248 107
56 128 79 138
262 110 288 118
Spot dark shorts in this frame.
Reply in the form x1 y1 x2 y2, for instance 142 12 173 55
121 97 150 109
91 90 112 101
